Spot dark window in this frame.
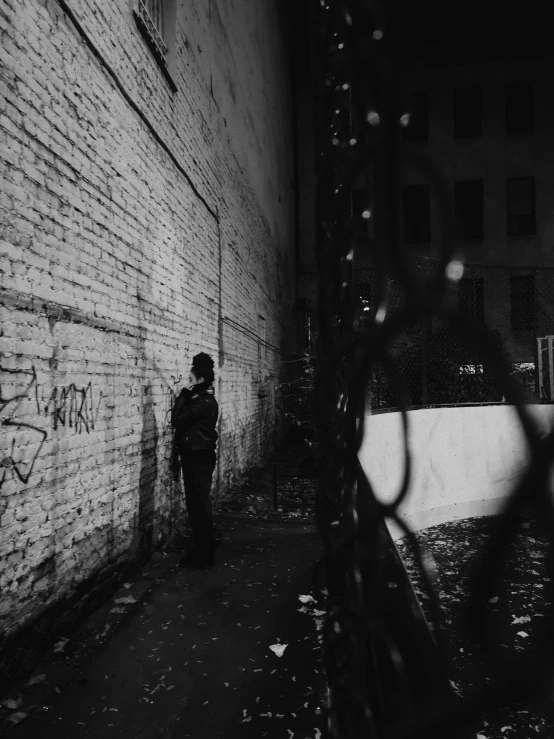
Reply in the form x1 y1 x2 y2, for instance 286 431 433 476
507 177 536 236
510 274 535 330
458 277 484 326
505 82 533 135
453 87 481 139
403 92 428 142
455 180 484 240
403 185 430 244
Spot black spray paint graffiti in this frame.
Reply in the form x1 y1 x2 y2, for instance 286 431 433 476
37 382 101 434
0 366 46 489
0 366 102 489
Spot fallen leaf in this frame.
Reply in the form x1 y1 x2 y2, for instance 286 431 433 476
2 697 22 710
298 595 316 604
110 607 126 614
517 631 529 638
511 616 531 625
114 596 137 605
269 644 288 657
53 638 69 653
500 727 512 733
26 674 46 687
8 712 28 725
488 597 499 604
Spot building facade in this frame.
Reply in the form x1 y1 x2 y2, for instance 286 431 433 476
0 0 295 648
395 58 554 377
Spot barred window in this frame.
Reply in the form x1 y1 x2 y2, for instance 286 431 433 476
136 0 167 59
145 0 164 37
507 177 536 236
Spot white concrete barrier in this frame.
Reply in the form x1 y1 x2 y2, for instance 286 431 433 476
358 404 554 541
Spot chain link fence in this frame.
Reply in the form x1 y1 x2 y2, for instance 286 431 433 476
312 0 554 737
355 258 554 410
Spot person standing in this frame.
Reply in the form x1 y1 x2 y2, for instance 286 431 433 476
171 352 220 567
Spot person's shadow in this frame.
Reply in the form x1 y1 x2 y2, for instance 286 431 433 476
138 385 158 557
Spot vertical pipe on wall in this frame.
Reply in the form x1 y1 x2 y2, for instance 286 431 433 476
217 217 223 501
546 336 554 401
420 259 429 405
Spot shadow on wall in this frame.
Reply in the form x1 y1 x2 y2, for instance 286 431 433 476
138 385 158 556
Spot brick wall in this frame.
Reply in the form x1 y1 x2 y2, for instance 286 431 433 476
0 0 295 645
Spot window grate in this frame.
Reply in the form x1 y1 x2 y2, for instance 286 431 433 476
137 0 167 57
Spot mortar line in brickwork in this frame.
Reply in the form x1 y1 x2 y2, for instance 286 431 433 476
53 0 219 223
0 286 174 341
221 316 282 354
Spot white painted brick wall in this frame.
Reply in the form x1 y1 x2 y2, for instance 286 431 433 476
0 0 295 641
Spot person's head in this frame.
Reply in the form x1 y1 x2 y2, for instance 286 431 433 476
190 352 215 386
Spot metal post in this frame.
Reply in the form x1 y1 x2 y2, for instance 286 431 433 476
536 338 543 400
273 463 278 510
421 310 428 405
546 336 554 402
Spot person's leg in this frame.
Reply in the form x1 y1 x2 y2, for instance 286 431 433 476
188 462 215 554
180 460 216 562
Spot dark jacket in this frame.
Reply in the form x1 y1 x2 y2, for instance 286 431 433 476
171 382 219 462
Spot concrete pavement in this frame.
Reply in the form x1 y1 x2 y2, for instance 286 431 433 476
2 514 326 739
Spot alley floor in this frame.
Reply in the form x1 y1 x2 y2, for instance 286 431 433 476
397 515 554 738
1 514 326 739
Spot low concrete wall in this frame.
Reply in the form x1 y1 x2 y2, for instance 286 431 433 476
358 404 554 541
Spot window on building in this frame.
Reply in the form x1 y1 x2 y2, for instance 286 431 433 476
505 82 533 135
507 177 536 236
403 92 429 143
453 87 482 139
455 180 484 240
458 277 484 325
403 184 431 244
510 274 535 330
137 0 167 54
134 0 177 90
